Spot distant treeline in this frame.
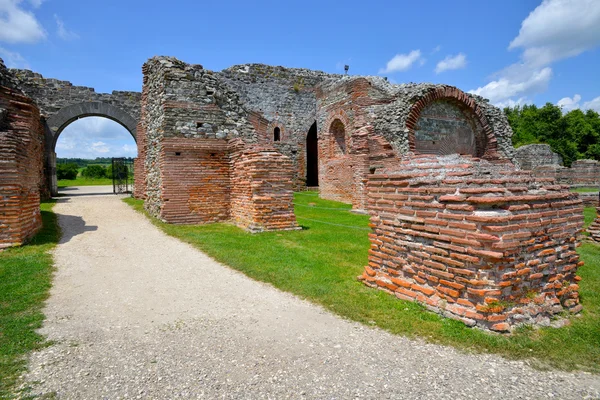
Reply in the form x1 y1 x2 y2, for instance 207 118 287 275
504 103 600 167
56 157 133 167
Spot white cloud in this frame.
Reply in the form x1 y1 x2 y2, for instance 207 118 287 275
557 94 582 112
56 117 138 158
509 0 600 67
28 0 43 7
0 0 46 44
470 67 552 104
583 96 600 113
379 50 424 73
54 14 78 40
435 53 467 74
0 46 29 68
469 0 600 106
431 45 441 54
495 97 530 109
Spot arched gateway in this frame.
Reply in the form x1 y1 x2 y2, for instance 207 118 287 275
8 69 141 195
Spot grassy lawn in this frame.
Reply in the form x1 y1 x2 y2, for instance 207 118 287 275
57 177 113 187
571 187 599 193
584 207 597 229
124 194 600 373
0 201 58 398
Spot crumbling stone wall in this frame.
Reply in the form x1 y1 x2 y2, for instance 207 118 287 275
9 69 141 125
137 57 298 232
0 60 45 249
514 144 564 170
360 155 583 332
316 79 515 210
219 64 340 188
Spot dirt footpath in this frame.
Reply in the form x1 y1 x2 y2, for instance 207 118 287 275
21 186 600 399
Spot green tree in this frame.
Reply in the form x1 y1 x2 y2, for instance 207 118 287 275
81 165 107 179
56 163 79 180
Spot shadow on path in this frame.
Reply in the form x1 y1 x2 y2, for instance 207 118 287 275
58 214 98 244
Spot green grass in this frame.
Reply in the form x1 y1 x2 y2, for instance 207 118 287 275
0 201 59 398
124 193 600 373
584 207 597 230
571 187 599 193
57 177 113 187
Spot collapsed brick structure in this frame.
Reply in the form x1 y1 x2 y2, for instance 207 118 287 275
0 60 45 248
315 79 516 210
360 155 584 331
135 57 298 232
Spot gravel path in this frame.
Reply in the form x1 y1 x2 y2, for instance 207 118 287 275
21 186 600 399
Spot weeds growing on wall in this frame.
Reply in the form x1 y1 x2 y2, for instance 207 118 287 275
124 195 600 373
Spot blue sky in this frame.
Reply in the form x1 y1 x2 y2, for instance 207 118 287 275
1 0 600 158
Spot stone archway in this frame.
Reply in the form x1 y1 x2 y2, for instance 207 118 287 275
45 102 138 195
405 86 497 158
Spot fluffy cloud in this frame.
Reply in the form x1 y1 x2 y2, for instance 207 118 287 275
379 50 424 74
557 94 582 112
509 0 600 67
56 117 138 158
494 97 530 110
0 46 29 68
54 14 79 40
555 94 600 113
583 96 600 112
0 0 46 44
470 67 552 104
470 0 600 106
435 53 467 74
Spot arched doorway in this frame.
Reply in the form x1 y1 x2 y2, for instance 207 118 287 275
306 122 318 187
47 102 137 195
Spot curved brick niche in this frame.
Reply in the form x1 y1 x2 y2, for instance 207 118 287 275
414 100 484 157
360 155 584 332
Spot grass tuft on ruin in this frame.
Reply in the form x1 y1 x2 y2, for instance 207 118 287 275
124 194 600 373
0 200 58 398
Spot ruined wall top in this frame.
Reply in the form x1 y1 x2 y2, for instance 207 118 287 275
0 58 24 92
8 67 141 125
318 77 516 161
142 56 257 141
514 144 564 170
218 63 342 140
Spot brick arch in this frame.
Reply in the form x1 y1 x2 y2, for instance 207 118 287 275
47 101 137 150
266 120 286 142
405 87 497 158
323 109 351 139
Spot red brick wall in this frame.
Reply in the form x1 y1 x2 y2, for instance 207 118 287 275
230 140 298 232
158 138 231 224
360 155 584 332
0 85 44 249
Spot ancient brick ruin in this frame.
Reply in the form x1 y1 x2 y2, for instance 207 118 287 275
360 155 583 331
0 55 589 331
0 62 45 248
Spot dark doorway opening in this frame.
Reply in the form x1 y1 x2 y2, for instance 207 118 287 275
274 127 281 141
306 122 318 187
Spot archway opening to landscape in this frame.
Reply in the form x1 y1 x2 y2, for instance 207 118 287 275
54 116 138 194
306 122 318 187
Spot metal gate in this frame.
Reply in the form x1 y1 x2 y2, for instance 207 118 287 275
112 157 134 194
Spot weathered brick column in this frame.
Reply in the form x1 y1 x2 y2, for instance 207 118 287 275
0 84 45 249
360 155 584 332
230 140 299 232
